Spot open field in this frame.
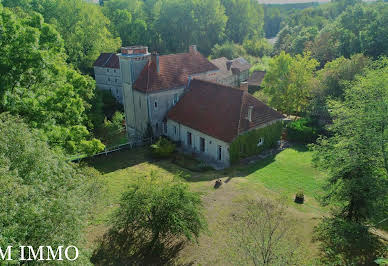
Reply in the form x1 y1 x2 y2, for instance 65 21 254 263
85 145 326 264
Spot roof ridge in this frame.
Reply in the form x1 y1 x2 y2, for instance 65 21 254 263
191 78 244 92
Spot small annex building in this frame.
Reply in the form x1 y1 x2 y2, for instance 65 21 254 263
166 79 283 168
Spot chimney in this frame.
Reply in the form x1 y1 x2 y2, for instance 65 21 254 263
226 60 233 71
240 81 248 91
151 52 159 73
247 106 253 122
189 45 198 54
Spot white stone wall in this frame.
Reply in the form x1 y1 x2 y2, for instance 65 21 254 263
147 87 185 136
94 66 123 103
167 119 230 167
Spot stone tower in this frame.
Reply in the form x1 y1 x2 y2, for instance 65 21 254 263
118 46 151 139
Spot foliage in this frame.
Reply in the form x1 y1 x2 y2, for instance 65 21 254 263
286 118 318 144
150 137 176 158
314 218 385 265
0 6 105 155
152 0 227 55
243 38 273 58
3 0 121 74
308 2 388 65
309 54 370 124
226 198 305 265
221 0 264 44
210 42 246 60
95 173 207 262
312 59 388 263
0 113 101 263
229 121 282 164
102 0 148 47
262 52 318 115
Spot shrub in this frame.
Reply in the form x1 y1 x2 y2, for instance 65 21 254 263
150 137 176 158
286 118 318 143
243 38 273 58
295 191 304 204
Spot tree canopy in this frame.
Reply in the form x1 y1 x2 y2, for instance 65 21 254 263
0 5 105 155
262 52 318 115
0 113 100 263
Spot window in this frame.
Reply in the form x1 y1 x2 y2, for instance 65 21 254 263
257 137 264 147
163 122 167 134
155 123 159 132
218 145 222 161
154 100 158 110
108 77 111 81
115 78 118 83
107 69 109 72
114 69 116 73
139 97 141 108
187 132 192 146
200 137 205 152
174 126 177 135
116 88 118 95
173 93 178 105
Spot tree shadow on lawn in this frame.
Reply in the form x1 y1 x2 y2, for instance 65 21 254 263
91 228 191 266
84 147 155 174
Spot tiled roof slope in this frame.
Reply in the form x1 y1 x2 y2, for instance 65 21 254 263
167 79 283 143
134 52 218 92
248 70 266 87
93 53 120 69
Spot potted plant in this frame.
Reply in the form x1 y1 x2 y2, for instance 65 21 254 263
295 191 304 204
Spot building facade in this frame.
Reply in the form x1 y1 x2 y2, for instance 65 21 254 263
93 53 123 103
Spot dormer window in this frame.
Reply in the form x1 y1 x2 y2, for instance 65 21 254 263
257 137 264 147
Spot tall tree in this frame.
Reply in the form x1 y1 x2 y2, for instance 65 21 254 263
0 5 105 155
0 113 101 263
3 0 121 73
152 0 227 55
312 59 388 264
262 52 318 115
221 0 264 43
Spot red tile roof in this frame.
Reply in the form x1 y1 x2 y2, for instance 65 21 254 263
248 70 266 87
93 53 120 69
133 52 218 92
167 79 283 143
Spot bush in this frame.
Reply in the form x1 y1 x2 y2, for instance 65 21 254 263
286 118 318 143
210 42 246 60
150 137 176 158
243 38 273 58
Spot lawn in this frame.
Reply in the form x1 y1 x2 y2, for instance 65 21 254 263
85 145 326 264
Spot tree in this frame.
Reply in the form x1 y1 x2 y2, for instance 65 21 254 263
221 0 264 43
152 0 227 55
226 198 305 265
103 0 149 47
309 54 370 123
312 59 388 264
92 173 207 264
262 51 318 115
243 38 273 58
210 42 246 60
3 0 121 73
0 113 101 263
0 6 105 155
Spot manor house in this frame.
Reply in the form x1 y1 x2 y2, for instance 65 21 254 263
94 45 283 167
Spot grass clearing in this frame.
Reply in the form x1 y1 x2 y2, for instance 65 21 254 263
85 145 326 264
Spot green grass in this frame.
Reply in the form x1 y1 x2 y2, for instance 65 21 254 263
85 145 326 263
241 146 325 197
